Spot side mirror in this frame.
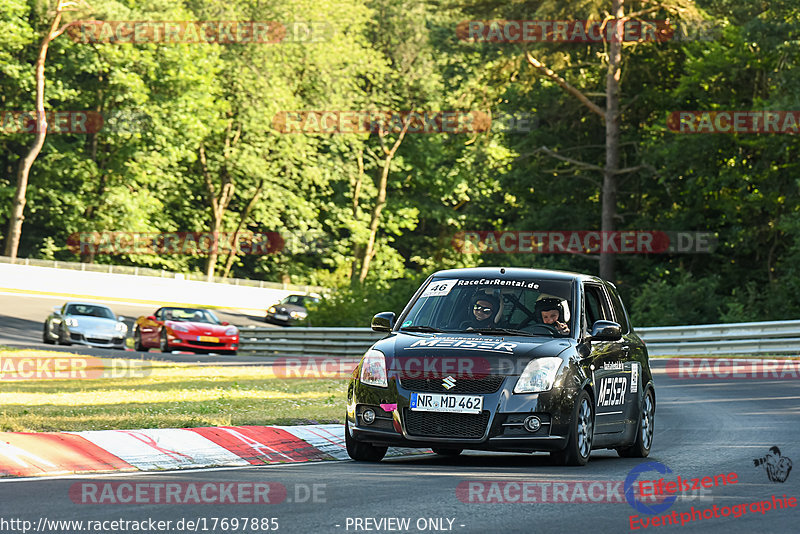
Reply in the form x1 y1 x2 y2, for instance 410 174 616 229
117 316 125 322
371 312 395 332
147 315 156 321
589 320 622 342
221 321 230 326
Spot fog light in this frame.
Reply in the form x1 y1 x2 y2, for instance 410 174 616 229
523 416 541 432
362 408 376 425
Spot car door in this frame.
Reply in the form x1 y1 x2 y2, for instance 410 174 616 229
584 283 628 434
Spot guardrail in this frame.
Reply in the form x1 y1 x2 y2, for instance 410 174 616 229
238 327 385 357
0 256 326 293
238 320 800 358
637 320 800 356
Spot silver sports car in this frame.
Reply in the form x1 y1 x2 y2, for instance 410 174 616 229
43 302 128 348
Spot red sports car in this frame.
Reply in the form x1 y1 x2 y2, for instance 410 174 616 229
133 307 239 354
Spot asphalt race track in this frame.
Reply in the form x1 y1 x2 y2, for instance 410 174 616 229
0 292 278 363
2 355 798 532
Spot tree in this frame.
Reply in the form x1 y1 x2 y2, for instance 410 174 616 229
4 0 88 259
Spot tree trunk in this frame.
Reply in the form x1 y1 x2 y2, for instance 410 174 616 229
357 127 408 284
600 0 624 282
221 179 264 279
199 144 234 281
358 156 391 283
349 149 365 284
4 7 65 259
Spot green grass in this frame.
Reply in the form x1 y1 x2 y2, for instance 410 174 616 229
0 347 347 432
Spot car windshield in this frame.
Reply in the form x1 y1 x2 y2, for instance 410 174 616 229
282 295 318 306
65 304 115 320
161 308 221 324
399 277 574 337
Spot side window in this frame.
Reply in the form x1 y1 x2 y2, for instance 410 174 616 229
155 309 164 320
606 284 631 333
583 285 610 328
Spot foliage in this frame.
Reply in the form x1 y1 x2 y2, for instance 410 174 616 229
2 0 799 326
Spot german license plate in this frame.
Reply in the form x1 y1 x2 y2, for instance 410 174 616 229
410 392 483 414
197 336 219 342
274 314 289 321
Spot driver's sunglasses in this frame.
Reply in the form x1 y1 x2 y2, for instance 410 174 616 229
473 304 494 314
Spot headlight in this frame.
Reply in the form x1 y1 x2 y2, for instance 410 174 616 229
268 307 276 314
65 317 79 327
290 310 307 319
225 327 237 336
514 357 563 393
359 349 388 388
115 322 127 332
172 324 189 332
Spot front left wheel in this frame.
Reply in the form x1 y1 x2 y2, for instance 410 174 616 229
551 389 594 466
159 330 171 353
345 419 387 462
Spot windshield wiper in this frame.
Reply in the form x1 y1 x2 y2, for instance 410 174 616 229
464 327 539 337
399 325 444 333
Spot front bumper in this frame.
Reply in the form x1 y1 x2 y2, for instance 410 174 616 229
68 331 126 348
348 376 577 452
168 333 238 352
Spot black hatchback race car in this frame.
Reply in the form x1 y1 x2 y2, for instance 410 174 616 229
345 267 655 466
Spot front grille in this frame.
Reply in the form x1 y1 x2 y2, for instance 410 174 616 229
70 333 82 341
86 337 113 344
189 341 226 347
399 375 505 394
404 409 490 439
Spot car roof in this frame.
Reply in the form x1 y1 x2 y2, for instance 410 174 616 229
429 266 603 284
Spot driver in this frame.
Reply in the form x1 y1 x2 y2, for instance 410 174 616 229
534 298 570 335
464 294 500 329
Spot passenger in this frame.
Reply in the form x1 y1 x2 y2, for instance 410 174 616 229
534 298 570 335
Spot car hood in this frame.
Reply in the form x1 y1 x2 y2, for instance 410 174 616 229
65 316 120 332
373 332 574 377
165 321 235 335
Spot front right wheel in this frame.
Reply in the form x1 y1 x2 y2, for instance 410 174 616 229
345 418 387 462
551 389 594 466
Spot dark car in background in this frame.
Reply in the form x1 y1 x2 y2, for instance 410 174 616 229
43 302 127 348
265 294 321 325
345 267 655 466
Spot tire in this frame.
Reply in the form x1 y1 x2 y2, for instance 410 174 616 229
58 325 71 346
43 323 55 344
133 329 148 352
159 330 170 353
345 419 387 462
432 448 463 457
617 388 655 458
551 389 594 466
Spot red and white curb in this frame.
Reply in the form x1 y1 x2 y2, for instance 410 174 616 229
0 425 425 478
